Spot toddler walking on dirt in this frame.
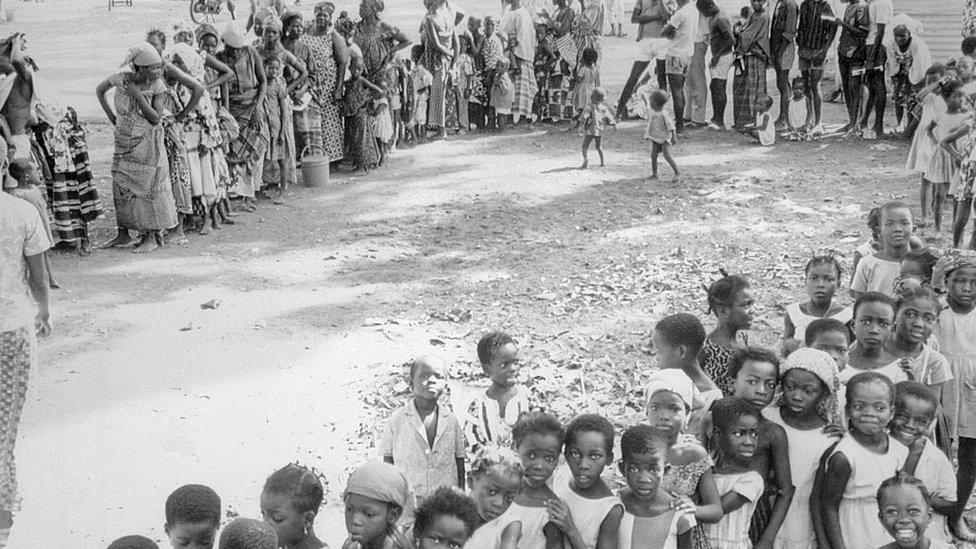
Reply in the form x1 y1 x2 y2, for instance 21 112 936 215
578 87 616 169
643 90 679 182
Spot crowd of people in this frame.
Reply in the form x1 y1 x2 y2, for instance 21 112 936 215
101 210 976 549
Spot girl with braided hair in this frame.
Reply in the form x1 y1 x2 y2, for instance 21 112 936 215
700 272 755 396
260 463 327 549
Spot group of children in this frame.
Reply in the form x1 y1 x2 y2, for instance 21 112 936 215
320 198 976 549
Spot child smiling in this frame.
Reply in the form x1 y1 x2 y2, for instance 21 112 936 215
876 473 954 549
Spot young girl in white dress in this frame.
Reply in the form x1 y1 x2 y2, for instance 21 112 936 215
782 256 853 356
820 372 908 549
705 397 765 549
905 65 947 228
761 348 840 549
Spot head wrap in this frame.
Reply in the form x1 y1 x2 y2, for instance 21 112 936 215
362 0 385 13
780 348 839 422
195 23 219 44
314 1 335 15
933 250 976 290
221 21 247 48
254 6 274 24
168 42 206 80
107 536 160 549
122 42 162 68
281 10 303 28
262 15 284 33
344 462 411 509
218 518 277 549
645 368 697 411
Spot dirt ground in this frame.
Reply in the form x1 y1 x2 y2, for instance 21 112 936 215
0 0 955 547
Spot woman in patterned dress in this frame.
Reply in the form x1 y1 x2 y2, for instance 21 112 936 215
572 0 604 69
299 2 350 164
354 0 412 88
421 0 458 139
96 43 178 254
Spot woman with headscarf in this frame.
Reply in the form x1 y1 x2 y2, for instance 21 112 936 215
421 0 458 139
298 2 349 164
254 14 306 201
217 21 267 211
355 0 412 86
169 21 233 234
95 43 177 254
572 0 604 69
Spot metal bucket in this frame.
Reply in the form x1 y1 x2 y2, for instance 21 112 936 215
300 145 329 188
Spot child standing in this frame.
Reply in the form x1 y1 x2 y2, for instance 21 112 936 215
929 82 972 235
571 48 600 119
906 66 948 229
932 251 976 542
701 273 755 396
578 87 616 169
787 77 808 141
646 369 724 547
164 484 222 549
806 318 852 371
552 414 624 549
342 462 412 549
643 90 679 182
882 286 952 389
411 487 482 549
410 46 433 144
490 58 514 132
820 372 908 549
704 398 765 549
380 355 466 501
743 95 775 146
876 472 955 549
343 56 382 174
892 382 957 543
371 79 394 167
259 464 326 549
651 313 722 435
851 202 916 299
782 256 853 356
463 331 534 452
762 348 841 549
617 425 694 549
466 445 524 548
508 412 565 549
843 292 903 387
6 158 57 288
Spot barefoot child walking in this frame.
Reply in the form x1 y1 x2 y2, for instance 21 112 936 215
643 90 679 182
579 87 616 169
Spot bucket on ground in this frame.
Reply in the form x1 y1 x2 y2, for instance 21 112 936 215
300 145 329 188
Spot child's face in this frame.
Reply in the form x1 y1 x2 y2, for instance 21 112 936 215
200 35 218 55
485 343 520 388
781 368 826 416
925 73 941 86
900 259 926 279
948 90 967 111
894 297 939 345
590 90 602 104
721 414 760 461
416 515 472 549
268 60 283 78
260 490 307 546
517 432 562 488
880 207 914 250
890 394 937 447
470 466 521 521
646 390 688 437
791 81 805 98
650 329 683 369
722 288 755 331
806 264 839 305
620 450 666 500
810 331 850 370
411 359 446 401
732 360 778 408
947 267 976 310
166 521 218 549
750 0 765 12
854 301 896 351
848 380 894 437
344 493 397 546
351 59 364 77
893 29 910 48
565 431 612 490
878 485 932 548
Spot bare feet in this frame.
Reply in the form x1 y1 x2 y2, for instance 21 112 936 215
671 173 680 183
166 227 189 246
76 239 93 256
200 222 212 236
580 160 588 170
954 516 976 543
99 230 132 249
133 232 162 254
